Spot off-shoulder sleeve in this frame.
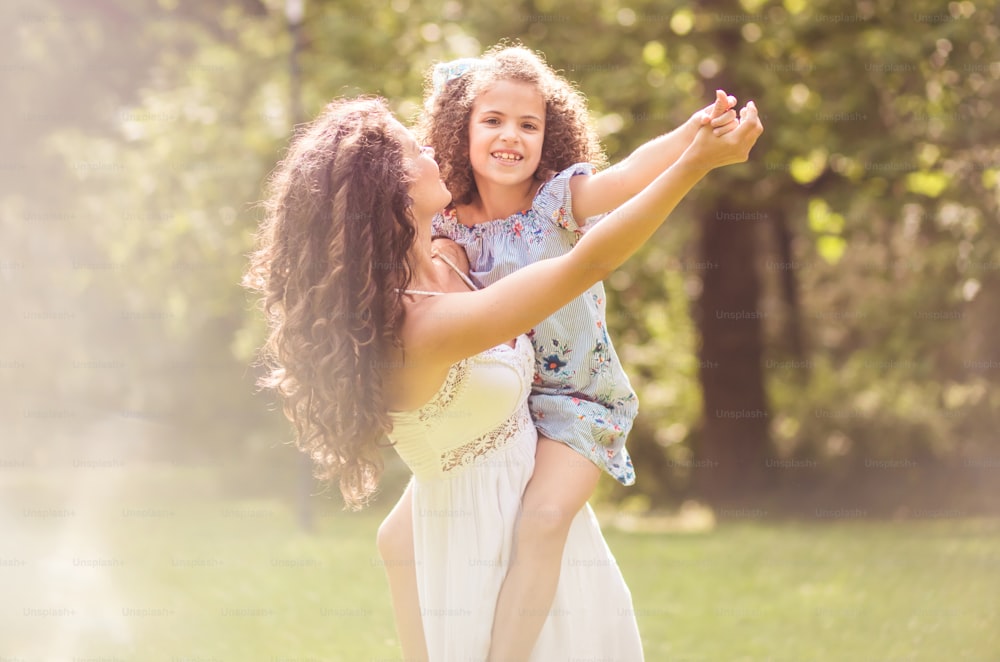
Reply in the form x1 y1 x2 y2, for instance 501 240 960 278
534 162 601 232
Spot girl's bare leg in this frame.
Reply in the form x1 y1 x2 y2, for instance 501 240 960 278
487 436 601 662
376 480 428 662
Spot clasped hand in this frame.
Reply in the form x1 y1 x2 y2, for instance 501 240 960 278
686 89 764 170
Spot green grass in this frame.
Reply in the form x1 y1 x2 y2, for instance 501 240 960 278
3 466 998 661
608 520 999 661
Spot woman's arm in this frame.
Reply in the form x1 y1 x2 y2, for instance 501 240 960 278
568 90 737 223
406 103 762 367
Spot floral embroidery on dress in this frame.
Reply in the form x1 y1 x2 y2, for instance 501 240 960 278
539 337 574 380
551 206 572 230
440 399 533 473
593 421 622 447
417 360 469 423
509 216 552 246
591 329 612 379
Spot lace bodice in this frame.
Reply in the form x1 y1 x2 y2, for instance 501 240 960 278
388 335 536 481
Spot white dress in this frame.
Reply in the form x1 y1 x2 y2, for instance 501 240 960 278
388 334 645 661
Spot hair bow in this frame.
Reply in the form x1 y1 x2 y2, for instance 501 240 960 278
431 57 491 94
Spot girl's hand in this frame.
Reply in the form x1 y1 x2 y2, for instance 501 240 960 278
687 101 763 171
695 89 737 126
699 89 740 136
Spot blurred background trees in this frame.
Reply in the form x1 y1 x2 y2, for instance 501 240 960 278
4 0 998 516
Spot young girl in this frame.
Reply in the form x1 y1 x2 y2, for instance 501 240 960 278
377 45 742 660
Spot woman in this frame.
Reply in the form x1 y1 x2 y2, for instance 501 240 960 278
245 96 761 660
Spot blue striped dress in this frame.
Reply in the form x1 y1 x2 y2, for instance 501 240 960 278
433 163 637 486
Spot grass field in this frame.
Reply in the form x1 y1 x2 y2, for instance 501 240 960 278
2 465 998 661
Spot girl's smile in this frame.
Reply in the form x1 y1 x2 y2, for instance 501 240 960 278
492 149 524 164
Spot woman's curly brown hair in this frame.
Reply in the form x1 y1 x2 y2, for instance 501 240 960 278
244 97 415 510
416 43 607 206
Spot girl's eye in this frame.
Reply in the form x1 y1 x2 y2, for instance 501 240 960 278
484 118 500 125
522 123 538 131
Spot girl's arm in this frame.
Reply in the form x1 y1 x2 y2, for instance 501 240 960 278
569 89 737 223
405 102 762 368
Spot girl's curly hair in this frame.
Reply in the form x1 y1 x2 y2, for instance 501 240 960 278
244 97 415 510
416 44 607 206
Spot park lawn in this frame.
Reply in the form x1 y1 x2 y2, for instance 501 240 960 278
92 504 1000 661
608 518 999 660
5 467 997 661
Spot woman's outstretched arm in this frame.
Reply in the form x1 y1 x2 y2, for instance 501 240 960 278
568 89 738 222
405 102 763 370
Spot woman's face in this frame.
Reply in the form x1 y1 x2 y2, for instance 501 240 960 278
391 120 452 218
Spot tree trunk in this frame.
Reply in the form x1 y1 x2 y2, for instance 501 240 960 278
694 194 770 506
772 208 806 364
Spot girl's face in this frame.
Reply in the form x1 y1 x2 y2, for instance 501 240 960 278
467 79 545 189
393 120 452 218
